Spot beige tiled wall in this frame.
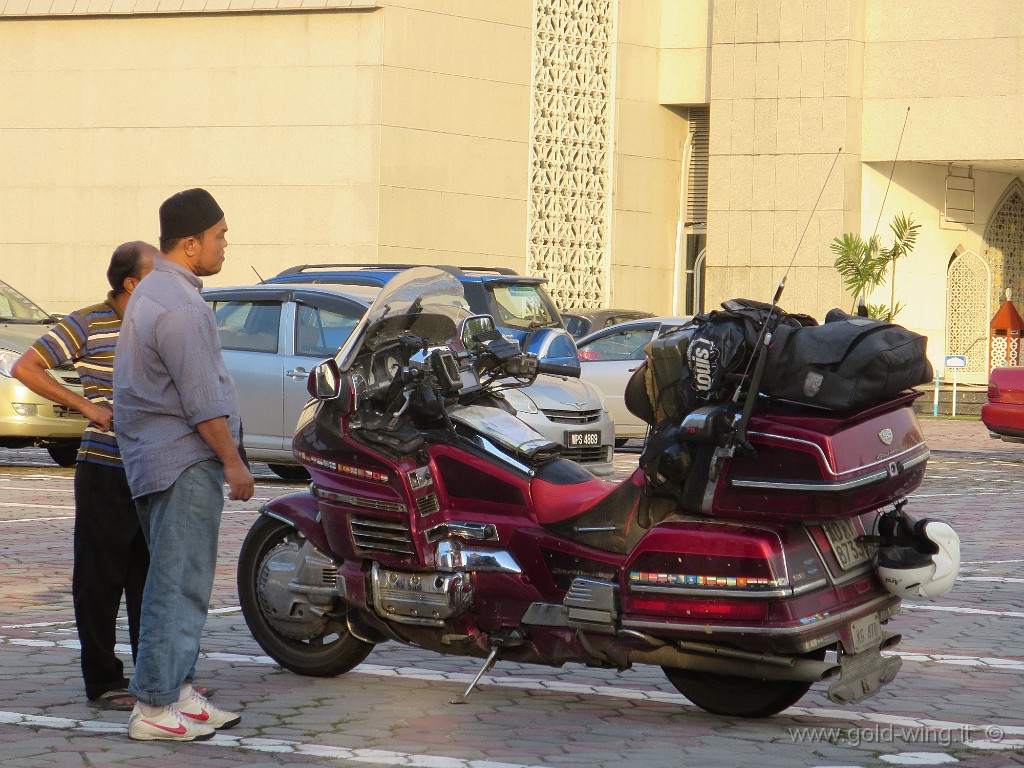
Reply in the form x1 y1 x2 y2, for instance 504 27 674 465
376 3 532 271
1 9 384 310
705 0 864 314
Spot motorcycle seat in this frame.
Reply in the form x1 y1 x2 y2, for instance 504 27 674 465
532 467 646 526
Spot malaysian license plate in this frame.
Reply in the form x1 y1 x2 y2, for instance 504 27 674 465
566 430 601 448
822 518 871 570
847 613 882 653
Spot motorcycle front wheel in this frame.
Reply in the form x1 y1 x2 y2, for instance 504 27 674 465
238 515 375 677
662 649 825 718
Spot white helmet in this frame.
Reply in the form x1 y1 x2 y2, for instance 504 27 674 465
876 518 960 599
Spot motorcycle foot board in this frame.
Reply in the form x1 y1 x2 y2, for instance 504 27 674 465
827 647 902 705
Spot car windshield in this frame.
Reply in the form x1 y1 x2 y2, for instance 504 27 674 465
488 284 560 330
336 267 470 371
0 280 53 323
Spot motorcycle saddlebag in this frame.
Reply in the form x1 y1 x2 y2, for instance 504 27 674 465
763 310 933 411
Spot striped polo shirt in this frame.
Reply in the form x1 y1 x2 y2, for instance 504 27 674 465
30 294 124 467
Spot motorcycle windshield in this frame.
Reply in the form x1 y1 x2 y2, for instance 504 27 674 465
335 267 471 371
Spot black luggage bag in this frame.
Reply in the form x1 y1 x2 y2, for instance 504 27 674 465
762 308 933 411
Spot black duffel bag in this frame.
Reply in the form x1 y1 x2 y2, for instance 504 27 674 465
762 308 933 411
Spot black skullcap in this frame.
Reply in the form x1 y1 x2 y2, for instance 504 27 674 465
159 188 224 240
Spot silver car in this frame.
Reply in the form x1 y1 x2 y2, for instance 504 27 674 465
577 316 692 443
204 283 615 478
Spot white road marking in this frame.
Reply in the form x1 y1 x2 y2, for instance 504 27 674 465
962 559 1024 565
0 710 557 767
0 511 74 519
902 603 1024 620
4 629 1024 681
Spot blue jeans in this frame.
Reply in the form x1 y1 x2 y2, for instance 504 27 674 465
129 460 224 706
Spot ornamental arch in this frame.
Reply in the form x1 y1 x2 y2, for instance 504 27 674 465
945 248 990 379
984 179 1024 317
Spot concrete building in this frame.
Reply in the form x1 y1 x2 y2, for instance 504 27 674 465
2 0 1023 382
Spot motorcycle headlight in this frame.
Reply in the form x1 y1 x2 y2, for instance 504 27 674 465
501 388 539 415
0 348 19 378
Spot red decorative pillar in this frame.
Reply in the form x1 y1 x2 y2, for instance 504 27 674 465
990 290 1024 370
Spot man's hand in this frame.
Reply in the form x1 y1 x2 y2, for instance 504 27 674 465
224 461 255 501
196 417 256 501
82 402 114 432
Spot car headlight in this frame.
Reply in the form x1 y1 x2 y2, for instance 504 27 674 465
0 348 19 378
501 387 539 415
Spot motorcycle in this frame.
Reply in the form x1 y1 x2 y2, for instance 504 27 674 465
237 267 960 718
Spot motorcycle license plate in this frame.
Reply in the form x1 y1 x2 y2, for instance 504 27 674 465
848 613 882 654
566 430 601 448
822 518 871 570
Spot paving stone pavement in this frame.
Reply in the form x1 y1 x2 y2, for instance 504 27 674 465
1 415 1023 767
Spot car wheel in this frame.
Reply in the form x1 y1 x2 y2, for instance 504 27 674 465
46 444 79 467
267 463 311 481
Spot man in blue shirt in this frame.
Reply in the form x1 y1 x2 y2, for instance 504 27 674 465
114 188 254 741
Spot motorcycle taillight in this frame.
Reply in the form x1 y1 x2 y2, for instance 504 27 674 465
627 522 787 582
626 594 771 621
622 524 791 622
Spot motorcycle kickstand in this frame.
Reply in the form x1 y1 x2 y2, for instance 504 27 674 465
453 645 500 704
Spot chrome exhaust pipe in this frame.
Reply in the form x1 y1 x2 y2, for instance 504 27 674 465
626 645 840 683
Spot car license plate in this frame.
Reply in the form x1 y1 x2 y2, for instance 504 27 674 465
566 430 601 448
848 613 882 654
822 518 871 570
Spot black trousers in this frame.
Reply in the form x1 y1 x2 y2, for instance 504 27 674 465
72 461 150 699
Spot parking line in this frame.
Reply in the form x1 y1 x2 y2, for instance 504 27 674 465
902 603 1024 619
0 711 558 767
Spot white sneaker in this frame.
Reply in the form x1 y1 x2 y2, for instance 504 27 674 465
128 703 215 741
177 689 241 730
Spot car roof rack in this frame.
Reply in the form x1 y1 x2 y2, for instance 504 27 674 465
276 263 520 277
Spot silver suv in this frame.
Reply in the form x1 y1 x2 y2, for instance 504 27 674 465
0 280 87 465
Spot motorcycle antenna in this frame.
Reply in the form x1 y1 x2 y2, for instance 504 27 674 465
873 106 911 320
732 146 843 443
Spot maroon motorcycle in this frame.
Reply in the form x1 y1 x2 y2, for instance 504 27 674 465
237 267 960 718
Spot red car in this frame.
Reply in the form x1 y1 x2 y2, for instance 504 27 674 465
982 367 1024 441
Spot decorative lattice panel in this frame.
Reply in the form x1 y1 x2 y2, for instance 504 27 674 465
946 251 990 375
527 0 616 310
986 187 1024 314
989 336 1023 368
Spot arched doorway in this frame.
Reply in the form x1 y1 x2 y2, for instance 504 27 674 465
985 179 1024 317
945 249 990 380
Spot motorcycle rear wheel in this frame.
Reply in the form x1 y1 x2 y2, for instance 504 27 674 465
662 649 825 718
238 515 375 677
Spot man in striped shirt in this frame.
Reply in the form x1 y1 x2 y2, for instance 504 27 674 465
11 241 157 708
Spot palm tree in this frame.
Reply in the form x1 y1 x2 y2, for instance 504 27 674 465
830 213 919 320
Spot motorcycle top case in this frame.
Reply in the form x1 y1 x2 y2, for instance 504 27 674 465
707 392 930 521
762 309 934 411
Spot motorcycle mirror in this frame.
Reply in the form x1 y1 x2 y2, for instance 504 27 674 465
458 314 498 348
307 358 343 400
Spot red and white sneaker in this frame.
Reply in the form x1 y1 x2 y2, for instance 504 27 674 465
128 704 215 741
177 688 241 730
